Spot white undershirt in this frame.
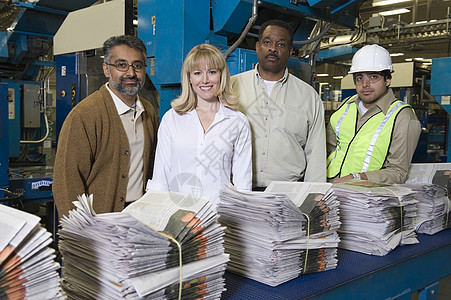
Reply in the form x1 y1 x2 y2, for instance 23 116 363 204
264 80 277 97
358 99 369 115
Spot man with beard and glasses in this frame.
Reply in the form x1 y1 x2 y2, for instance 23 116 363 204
231 19 326 190
53 35 158 218
326 44 420 184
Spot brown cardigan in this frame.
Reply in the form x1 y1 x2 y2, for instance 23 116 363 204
53 85 158 218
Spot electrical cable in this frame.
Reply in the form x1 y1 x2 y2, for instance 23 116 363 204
316 2 365 50
293 20 336 46
0 188 22 208
224 0 258 59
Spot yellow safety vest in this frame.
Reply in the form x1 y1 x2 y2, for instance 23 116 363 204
327 95 411 179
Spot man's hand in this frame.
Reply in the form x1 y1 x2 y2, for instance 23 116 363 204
332 175 353 184
332 173 368 184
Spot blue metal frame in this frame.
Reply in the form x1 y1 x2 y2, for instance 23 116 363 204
430 57 451 162
316 44 358 62
138 0 217 117
0 0 98 78
8 169 53 202
55 53 87 139
0 83 9 192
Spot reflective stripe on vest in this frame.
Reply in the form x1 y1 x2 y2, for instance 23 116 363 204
328 95 358 168
362 101 404 172
327 96 410 179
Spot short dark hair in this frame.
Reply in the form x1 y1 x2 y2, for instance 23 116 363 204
381 70 392 80
103 35 147 63
258 19 294 47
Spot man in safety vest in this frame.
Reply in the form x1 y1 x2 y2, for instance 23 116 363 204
326 44 421 184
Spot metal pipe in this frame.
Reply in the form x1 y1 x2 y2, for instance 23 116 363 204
293 21 335 46
412 0 418 24
223 0 258 59
19 113 49 144
20 67 54 144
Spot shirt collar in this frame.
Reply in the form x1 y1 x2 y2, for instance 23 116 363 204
187 102 230 119
254 63 288 84
354 88 394 115
105 83 142 115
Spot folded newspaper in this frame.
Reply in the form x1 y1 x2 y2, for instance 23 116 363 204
58 191 229 299
218 182 340 286
406 163 451 232
400 183 449 235
0 204 63 299
333 180 418 256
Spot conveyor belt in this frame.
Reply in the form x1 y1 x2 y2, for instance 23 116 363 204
223 229 451 299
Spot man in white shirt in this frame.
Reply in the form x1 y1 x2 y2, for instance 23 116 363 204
231 19 326 190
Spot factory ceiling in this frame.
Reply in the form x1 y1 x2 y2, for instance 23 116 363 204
325 0 451 64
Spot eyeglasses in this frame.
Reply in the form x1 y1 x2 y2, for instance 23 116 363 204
354 73 384 85
106 62 146 72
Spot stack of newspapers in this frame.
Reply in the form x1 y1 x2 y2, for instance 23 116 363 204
0 204 63 299
58 191 229 299
218 182 340 286
334 180 418 256
406 163 451 232
401 183 450 234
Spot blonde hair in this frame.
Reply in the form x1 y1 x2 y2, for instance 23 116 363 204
171 44 237 114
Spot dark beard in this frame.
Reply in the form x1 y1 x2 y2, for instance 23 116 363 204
110 77 143 96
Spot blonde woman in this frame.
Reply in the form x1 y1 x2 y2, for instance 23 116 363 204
147 44 252 205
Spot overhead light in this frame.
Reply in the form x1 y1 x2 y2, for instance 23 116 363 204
316 73 329 77
422 62 432 65
133 19 139 26
373 0 410 6
415 21 428 24
333 76 344 79
405 58 413 61
390 53 404 57
379 8 410 16
415 58 432 62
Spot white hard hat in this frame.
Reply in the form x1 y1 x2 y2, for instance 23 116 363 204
349 44 393 74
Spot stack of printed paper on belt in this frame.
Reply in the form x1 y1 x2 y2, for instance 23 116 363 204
406 163 451 231
333 180 418 256
0 204 63 299
218 182 340 286
58 191 229 299
401 183 450 234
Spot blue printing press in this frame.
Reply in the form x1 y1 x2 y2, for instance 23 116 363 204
223 229 451 300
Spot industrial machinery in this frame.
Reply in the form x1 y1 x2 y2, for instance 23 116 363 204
51 0 367 122
0 82 8 196
431 57 451 162
0 0 98 230
137 0 367 117
3 0 368 213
